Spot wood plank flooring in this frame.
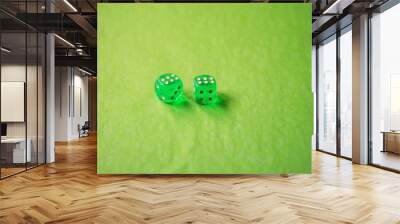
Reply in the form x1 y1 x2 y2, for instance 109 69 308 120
0 167 26 178
1 134 400 223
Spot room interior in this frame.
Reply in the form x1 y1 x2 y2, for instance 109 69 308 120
0 31 46 178
0 0 400 223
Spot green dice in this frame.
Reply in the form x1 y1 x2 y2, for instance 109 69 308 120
155 73 183 104
193 74 217 105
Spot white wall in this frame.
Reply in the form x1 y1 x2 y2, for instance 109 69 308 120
55 67 89 141
1 63 46 164
55 67 70 141
69 72 89 139
1 65 41 137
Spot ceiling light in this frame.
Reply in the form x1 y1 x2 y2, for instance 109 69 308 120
323 0 341 14
78 67 93 76
63 0 78 12
323 0 354 15
76 48 85 55
1 47 11 53
54 34 75 48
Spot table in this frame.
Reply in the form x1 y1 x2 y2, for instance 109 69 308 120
382 131 400 154
1 138 32 163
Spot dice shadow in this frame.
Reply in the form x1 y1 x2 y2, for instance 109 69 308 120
168 92 195 115
216 93 230 110
166 92 231 119
171 94 190 107
196 92 231 116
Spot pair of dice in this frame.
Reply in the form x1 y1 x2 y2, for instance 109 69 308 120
155 73 217 105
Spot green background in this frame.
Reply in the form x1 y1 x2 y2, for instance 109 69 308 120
98 3 312 174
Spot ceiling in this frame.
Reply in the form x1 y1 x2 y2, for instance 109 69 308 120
0 0 393 74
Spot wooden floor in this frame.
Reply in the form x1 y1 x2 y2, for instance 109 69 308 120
0 167 26 178
372 151 400 171
1 135 400 223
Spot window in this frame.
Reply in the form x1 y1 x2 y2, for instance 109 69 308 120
317 35 337 154
316 25 353 159
339 27 352 158
370 3 400 171
0 1 46 179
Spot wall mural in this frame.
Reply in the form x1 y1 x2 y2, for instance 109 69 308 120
98 3 312 174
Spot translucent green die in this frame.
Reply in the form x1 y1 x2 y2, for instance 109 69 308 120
155 73 183 104
193 74 217 105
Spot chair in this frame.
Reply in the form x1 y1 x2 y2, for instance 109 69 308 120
79 121 90 138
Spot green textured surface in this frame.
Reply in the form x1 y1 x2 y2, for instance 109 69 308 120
98 3 312 174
